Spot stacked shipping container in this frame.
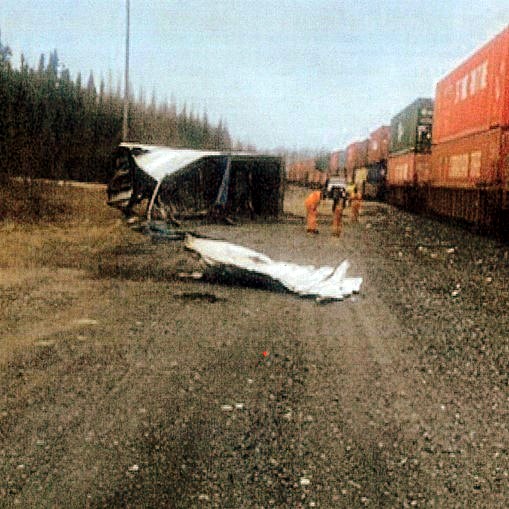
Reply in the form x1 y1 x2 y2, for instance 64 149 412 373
329 149 346 177
433 27 509 144
368 126 391 165
387 98 434 186
289 25 508 229
345 140 369 187
428 25 509 226
286 159 328 189
432 26 509 187
286 159 315 185
365 126 390 198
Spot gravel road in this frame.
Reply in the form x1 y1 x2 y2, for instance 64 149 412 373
0 187 507 507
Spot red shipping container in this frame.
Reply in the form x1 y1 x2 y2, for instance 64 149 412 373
329 151 339 174
346 140 369 171
345 142 357 172
388 152 431 185
431 126 508 187
329 149 346 174
288 159 315 183
356 139 369 169
303 160 315 183
434 25 509 143
368 126 391 164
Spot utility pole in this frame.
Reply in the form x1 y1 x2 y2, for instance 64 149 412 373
122 0 130 141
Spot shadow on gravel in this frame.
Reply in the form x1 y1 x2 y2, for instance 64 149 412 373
93 416 212 508
175 292 227 303
92 240 196 282
91 235 295 299
93 343 308 507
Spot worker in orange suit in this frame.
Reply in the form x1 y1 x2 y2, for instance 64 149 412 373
350 186 362 222
332 197 344 237
304 189 322 234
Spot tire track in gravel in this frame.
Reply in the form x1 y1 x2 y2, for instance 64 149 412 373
87 285 311 508
290 293 438 507
285 219 493 507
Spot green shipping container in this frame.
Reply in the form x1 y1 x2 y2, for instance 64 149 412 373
390 98 433 155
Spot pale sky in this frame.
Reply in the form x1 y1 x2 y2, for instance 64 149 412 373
0 1 507 151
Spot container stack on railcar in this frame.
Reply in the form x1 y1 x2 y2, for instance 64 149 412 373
308 167 328 189
345 143 357 183
365 125 390 199
289 25 508 231
287 159 313 186
429 26 509 228
346 140 369 192
354 139 370 193
329 149 346 178
387 98 434 208
286 158 328 189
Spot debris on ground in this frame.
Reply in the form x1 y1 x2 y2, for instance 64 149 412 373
185 235 362 302
175 292 226 303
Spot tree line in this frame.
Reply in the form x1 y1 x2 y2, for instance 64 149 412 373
0 34 235 183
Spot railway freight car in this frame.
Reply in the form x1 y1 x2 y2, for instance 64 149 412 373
365 125 390 199
428 25 509 229
286 159 315 186
286 159 328 189
309 168 328 189
387 98 433 209
329 149 346 178
346 140 369 193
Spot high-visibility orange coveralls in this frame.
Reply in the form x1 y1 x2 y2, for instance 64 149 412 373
350 190 362 222
304 190 321 233
332 200 343 237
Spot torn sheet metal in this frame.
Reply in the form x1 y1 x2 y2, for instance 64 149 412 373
120 143 222 182
185 235 362 301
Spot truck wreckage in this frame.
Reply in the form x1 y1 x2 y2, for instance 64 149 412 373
107 143 285 222
107 144 362 301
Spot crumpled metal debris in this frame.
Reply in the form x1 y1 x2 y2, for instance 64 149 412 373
185 235 362 302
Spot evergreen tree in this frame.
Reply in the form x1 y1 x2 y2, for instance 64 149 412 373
47 49 59 77
201 110 211 148
37 53 45 75
86 70 96 95
60 67 71 82
150 87 157 112
99 77 105 102
0 35 241 184
0 30 12 68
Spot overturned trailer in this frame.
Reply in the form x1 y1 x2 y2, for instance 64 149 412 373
107 143 285 221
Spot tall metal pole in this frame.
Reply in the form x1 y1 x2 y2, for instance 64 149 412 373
122 0 130 141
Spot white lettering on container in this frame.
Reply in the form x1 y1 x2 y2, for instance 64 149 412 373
449 154 469 179
454 60 488 103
